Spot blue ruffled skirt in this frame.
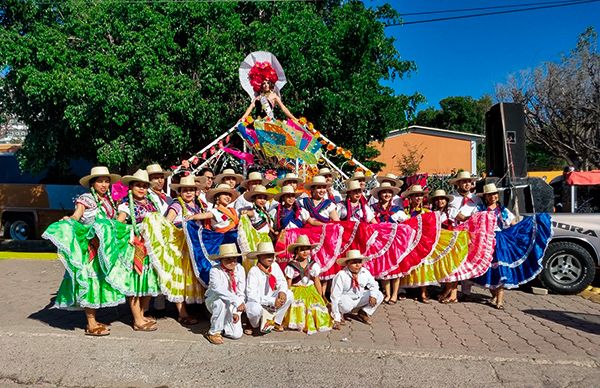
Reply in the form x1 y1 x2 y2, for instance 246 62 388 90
474 213 552 289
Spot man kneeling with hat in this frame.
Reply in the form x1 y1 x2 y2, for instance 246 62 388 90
205 244 246 345
245 242 294 335
330 250 383 330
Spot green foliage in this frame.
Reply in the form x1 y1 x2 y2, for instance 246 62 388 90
0 0 421 174
413 95 492 135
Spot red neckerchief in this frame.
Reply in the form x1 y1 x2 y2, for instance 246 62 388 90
221 264 237 293
258 262 277 290
350 270 360 291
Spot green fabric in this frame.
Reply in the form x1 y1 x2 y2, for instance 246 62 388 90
284 285 332 334
43 219 125 309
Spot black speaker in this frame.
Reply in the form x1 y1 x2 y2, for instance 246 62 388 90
485 103 528 179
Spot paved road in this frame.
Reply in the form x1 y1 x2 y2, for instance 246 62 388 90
1 259 599 387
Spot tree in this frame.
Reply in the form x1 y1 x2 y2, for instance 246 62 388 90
497 27 600 171
0 0 421 174
395 142 424 176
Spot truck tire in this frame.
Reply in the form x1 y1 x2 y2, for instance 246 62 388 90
538 241 596 294
4 216 35 241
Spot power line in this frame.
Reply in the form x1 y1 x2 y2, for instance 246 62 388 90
399 0 587 16
388 0 600 27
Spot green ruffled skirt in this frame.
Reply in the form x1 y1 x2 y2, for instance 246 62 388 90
283 285 332 335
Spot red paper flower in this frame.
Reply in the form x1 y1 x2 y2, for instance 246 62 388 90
248 61 279 93
191 156 199 165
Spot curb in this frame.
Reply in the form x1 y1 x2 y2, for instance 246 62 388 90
0 252 58 260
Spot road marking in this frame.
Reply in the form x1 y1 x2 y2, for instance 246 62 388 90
0 252 58 260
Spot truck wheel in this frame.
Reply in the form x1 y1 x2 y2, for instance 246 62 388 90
539 241 596 294
5 218 34 241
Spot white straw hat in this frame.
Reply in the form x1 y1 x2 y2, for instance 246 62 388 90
146 164 172 177
243 184 274 202
206 183 240 203
401 184 428 198
170 175 199 191
274 185 302 202
345 171 366 185
317 167 339 178
370 182 400 198
448 171 477 185
375 173 403 187
477 183 501 197
277 173 302 187
286 235 318 254
211 243 242 260
214 168 243 185
122 169 152 186
343 180 363 194
429 189 453 202
79 166 121 188
304 175 332 190
241 171 269 189
336 249 369 266
246 241 276 259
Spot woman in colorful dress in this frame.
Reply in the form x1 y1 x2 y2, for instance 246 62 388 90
283 235 332 334
369 182 407 304
43 166 124 336
473 183 552 309
338 180 376 224
238 184 275 270
242 79 297 122
270 185 307 238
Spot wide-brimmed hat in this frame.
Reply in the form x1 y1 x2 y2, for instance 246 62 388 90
214 168 243 185
277 173 302 187
345 171 366 185
243 184 274 202
429 189 453 202
170 175 199 192
79 166 121 188
246 241 276 260
304 175 332 190
343 180 363 194
241 171 269 189
376 173 403 187
274 185 302 202
194 175 209 187
448 171 477 185
336 249 369 266
477 183 501 197
206 183 240 203
146 164 172 177
401 184 428 198
211 243 242 260
122 169 152 186
286 235 318 254
317 167 339 178
371 182 401 198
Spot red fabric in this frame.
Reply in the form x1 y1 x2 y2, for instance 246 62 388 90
267 267 277 290
351 272 360 291
565 170 600 186
131 236 147 275
88 237 99 263
222 265 237 293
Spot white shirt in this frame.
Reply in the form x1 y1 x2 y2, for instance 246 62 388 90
298 198 337 221
449 192 482 219
148 190 171 216
246 264 288 307
330 267 380 321
247 207 272 233
337 201 375 222
284 261 321 286
233 194 253 212
205 263 246 308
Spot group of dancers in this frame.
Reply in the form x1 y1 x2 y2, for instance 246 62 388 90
43 163 552 344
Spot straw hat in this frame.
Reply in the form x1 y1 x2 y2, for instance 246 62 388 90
246 241 276 259
286 235 318 254
304 175 332 190
336 249 369 266
370 182 400 198
277 172 302 187
401 184 428 198
477 183 501 197
146 163 172 177
448 171 477 185
274 185 302 202
122 169 152 186
206 183 240 203
317 167 339 178
241 171 269 189
214 168 243 185
211 243 242 260
243 184 274 202
343 180 363 194
194 175 209 187
79 166 121 188
345 171 366 185
429 189 453 202
170 175 199 192
376 173 403 187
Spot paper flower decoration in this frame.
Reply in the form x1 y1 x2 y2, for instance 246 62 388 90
248 61 279 93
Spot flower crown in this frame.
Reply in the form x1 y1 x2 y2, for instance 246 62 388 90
248 61 279 93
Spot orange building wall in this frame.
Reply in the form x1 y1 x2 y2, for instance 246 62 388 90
373 133 473 175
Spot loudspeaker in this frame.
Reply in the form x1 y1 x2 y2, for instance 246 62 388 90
485 103 528 179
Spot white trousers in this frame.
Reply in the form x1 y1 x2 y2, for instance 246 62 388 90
207 299 243 339
336 289 384 319
246 290 294 328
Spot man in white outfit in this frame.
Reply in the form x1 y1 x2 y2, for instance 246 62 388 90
204 244 246 345
245 242 293 335
330 250 384 330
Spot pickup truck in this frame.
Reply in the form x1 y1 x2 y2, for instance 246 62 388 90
536 171 600 294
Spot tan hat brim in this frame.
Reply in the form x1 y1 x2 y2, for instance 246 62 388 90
122 176 151 186
169 183 199 191
215 173 243 185
274 191 302 202
371 186 401 198
286 242 318 254
241 178 270 189
277 178 302 187
206 188 240 203
243 190 275 202
79 173 122 188
211 253 243 260
336 256 369 266
147 170 172 177
401 189 428 198
246 251 276 259
449 177 477 185
304 182 332 190
430 194 454 201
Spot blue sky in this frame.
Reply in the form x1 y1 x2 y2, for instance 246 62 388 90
377 0 600 109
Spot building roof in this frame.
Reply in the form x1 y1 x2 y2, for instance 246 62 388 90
386 125 485 143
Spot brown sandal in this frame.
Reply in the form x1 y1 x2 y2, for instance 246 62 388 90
206 333 224 345
356 309 372 325
133 321 157 332
178 316 199 326
85 326 110 337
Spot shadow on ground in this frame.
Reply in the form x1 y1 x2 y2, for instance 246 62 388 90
523 309 600 335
